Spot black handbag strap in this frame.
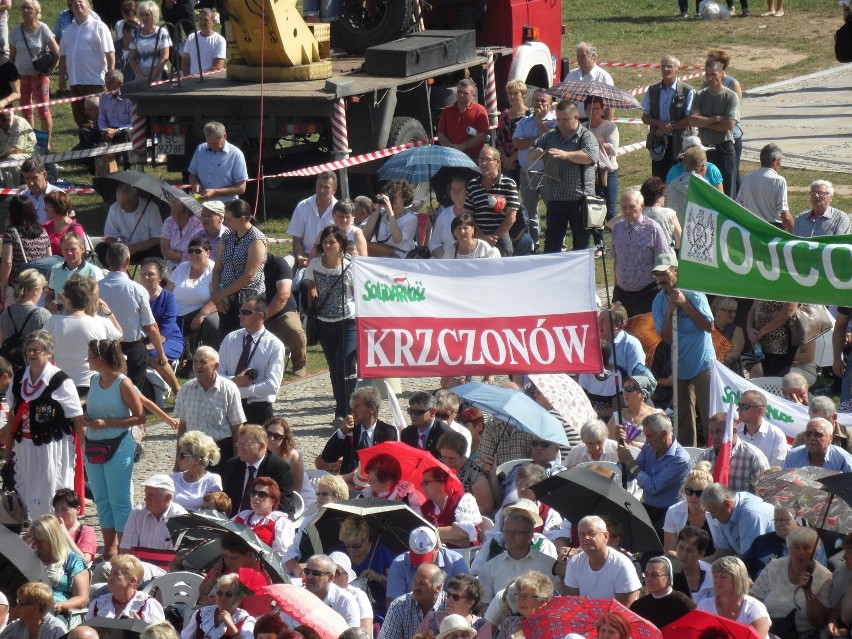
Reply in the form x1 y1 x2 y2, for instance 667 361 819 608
315 258 351 316
19 24 44 59
8 306 38 343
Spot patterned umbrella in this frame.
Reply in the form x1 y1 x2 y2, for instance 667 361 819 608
546 80 642 110
522 595 662 639
754 466 852 531
378 145 478 184
528 373 597 447
261 584 348 639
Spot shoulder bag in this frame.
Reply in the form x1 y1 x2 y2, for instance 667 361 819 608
579 130 607 230
21 25 57 75
837 19 852 63
306 260 351 346
0 306 38 375
788 304 833 346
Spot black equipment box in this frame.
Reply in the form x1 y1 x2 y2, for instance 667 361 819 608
407 30 477 63
365 36 457 77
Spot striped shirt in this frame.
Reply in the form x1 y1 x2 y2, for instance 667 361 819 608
464 174 521 235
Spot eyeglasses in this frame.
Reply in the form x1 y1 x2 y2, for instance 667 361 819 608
644 572 667 579
622 386 641 393
408 408 429 416
578 530 602 539
447 592 472 601
239 308 258 316
804 430 827 438
250 490 270 499
316 491 335 498
344 542 365 550
684 487 704 497
303 568 332 577
530 441 552 448
737 403 763 411
265 431 285 441
187 248 206 254
478 157 499 163
719 307 736 313
811 191 831 198
178 452 194 459
26 347 45 354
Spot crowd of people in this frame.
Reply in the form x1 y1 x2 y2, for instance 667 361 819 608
0 2 847 639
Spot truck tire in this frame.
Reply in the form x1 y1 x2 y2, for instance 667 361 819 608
387 116 428 147
332 0 414 54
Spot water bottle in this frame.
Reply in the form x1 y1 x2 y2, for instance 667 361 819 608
753 342 765 361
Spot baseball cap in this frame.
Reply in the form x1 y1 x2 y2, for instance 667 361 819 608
142 473 175 493
652 251 679 272
329 551 357 582
409 526 438 565
202 200 226 217
681 135 713 152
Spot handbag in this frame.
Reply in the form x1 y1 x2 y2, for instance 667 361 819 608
305 312 320 347
788 304 833 346
20 25 56 75
837 19 852 62
84 429 129 464
579 130 607 230
769 608 798 639
0 458 24 529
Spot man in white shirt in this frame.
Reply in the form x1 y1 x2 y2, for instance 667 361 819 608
58 0 115 128
563 420 619 468
563 42 614 120
290 171 337 267
181 9 226 76
120 474 188 552
20 157 63 224
218 295 286 424
736 390 789 467
563 515 641 605
96 183 164 264
303 555 360 628
736 143 792 231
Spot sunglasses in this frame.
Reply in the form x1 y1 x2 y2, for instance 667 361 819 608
239 309 258 316
265 431 285 441
447 592 471 601
187 248 206 254
408 408 429 416
344 542 365 550
250 490 270 499
530 441 552 448
622 386 641 393
684 487 703 497
737 402 763 411
178 452 194 459
316 491 335 498
303 568 332 577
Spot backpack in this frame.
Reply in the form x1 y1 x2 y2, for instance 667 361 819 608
0 307 38 376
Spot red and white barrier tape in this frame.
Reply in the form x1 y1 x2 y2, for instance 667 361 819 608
273 137 434 178
569 61 705 70
0 141 143 169
629 71 706 96
331 98 348 153
484 50 498 124
616 141 647 156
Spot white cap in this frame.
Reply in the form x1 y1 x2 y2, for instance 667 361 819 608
142 473 175 493
328 551 357 582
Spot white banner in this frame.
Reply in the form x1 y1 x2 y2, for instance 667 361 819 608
352 253 602 378
709 360 852 441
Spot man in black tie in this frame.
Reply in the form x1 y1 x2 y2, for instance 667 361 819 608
222 424 296 517
316 386 398 474
400 391 449 459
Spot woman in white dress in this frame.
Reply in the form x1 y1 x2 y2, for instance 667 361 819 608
170 431 223 511
3 329 84 519
182 573 255 639
86 555 164 623
166 236 221 357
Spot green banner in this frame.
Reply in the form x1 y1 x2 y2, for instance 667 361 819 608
678 176 852 305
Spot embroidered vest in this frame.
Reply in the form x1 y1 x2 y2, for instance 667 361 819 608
12 371 74 445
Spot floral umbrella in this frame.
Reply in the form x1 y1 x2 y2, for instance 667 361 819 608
522 595 662 639
528 373 597 447
261 584 348 639
754 466 852 531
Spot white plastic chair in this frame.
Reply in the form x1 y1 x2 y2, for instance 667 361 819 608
140 571 203 608
496 459 531 477
575 461 623 484
749 376 784 398
292 492 305 524
306 469 329 488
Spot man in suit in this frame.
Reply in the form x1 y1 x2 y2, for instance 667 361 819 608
400 391 448 459
316 386 398 474
222 424 296 517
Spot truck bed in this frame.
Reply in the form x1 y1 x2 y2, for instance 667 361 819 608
125 47 512 117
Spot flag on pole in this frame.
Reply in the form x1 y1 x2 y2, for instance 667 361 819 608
713 397 736 485
384 380 406 433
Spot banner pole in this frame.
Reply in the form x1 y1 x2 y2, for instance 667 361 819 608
672 314 679 438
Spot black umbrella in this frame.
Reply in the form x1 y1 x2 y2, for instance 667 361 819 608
430 165 480 207
166 510 289 584
532 467 662 552
306 497 434 555
84 616 151 639
92 169 202 219
818 472 852 510
0 523 48 602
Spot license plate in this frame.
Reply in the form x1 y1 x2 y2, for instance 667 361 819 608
158 134 185 155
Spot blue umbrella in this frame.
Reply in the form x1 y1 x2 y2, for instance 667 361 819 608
452 382 570 447
378 145 478 184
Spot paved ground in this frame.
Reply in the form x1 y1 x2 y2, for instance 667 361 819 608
740 65 852 173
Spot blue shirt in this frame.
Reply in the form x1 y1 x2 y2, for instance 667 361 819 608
98 92 134 130
187 140 249 202
652 289 715 379
636 439 691 509
99 270 156 341
641 79 694 122
512 112 557 170
709 492 775 555
386 547 470 601
783 445 852 472
612 330 654 379
667 161 724 187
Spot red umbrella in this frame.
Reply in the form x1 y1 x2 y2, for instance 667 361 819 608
260 584 348 639
522 595 662 639
661 610 762 639
357 441 463 494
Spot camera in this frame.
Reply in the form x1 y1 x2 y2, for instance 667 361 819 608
373 194 387 204
244 368 259 382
